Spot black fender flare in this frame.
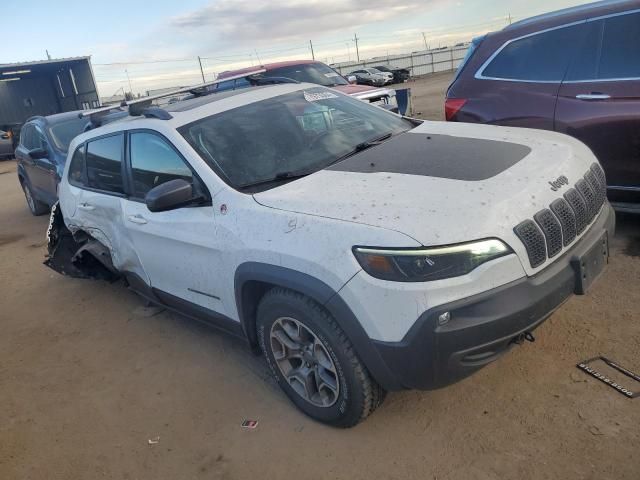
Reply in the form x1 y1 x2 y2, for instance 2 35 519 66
234 262 403 391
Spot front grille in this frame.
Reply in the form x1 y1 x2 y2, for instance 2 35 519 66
514 220 547 268
564 188 589 235
550 198 577 246
534 209 563 258
575 179 598 222
514 165 606 268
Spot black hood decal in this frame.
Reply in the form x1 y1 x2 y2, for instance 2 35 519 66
328 132 531 181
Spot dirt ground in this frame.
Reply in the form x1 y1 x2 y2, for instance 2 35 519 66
1 73 639 480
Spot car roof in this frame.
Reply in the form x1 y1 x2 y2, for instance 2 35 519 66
164 86 272 112
69 82 317 146
218 60 321 79
501 0 635 35
26 110 85 126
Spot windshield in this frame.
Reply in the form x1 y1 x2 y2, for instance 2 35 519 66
264 64 349 87
179 87 414 191
48 117 89 151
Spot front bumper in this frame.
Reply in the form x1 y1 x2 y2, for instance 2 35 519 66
366 203 615 390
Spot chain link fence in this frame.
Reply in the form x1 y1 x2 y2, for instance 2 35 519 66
330 45 469 77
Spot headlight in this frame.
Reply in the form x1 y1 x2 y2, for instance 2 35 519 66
352 239 513 282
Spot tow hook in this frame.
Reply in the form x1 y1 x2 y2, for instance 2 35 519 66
511 331 535 346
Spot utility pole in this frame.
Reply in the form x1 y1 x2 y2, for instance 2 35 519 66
309 40 315 60
46 49 51 60
353 33 360 62
125 69 133 97
198 56 206 83
421 32 428 52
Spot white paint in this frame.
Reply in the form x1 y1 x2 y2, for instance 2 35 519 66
59 83 605 343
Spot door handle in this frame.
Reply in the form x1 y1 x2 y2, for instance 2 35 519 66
576 93 611 101
127 214 148 225
77 202 95 211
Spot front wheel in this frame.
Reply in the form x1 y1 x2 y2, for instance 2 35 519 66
257 288 386 427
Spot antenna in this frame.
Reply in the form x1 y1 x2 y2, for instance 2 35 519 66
254 49 263 65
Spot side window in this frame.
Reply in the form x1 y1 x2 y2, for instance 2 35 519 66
129 132 193 198
20 125 34 149
68 145 86 187
33 126 47 150
599 12 640 79
86 134 124 194
482 24 586 81
566 21 602 81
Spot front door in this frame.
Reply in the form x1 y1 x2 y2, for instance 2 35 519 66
121 131 226 316
31 125 58 204
555 11 640 203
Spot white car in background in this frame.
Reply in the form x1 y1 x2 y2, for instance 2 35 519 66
349 68 393 86
0 129 14 159
48 80 614 427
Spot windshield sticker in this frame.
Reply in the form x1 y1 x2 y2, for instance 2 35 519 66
304 91 338 102
324 72 340 78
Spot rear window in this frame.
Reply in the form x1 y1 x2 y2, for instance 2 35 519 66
86 134 124 194
482 24 586 81
68 145 86 187
48 117 89 152
452 35 485 83
265 64 348 87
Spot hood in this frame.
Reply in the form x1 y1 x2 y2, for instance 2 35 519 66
333 84 384 95
254 121 600 275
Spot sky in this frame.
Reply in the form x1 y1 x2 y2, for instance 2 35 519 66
4 0 590 97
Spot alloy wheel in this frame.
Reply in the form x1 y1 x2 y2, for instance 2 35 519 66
269 317 340 407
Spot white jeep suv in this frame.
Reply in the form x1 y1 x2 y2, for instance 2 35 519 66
49 81 614 427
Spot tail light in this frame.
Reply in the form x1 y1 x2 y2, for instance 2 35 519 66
445 98 467 121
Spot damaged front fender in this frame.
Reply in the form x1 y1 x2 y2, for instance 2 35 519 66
45 202 120 281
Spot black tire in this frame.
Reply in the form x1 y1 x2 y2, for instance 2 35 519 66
257 287 386 427
20 178 49 216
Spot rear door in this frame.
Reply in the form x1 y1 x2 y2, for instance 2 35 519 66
555 11 640 200
75 132 146 279
31 125 58 204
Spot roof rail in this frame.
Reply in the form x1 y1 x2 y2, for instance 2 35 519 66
80 70 267 126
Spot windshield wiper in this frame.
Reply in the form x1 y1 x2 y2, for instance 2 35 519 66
240 133 395 190
328 132 395 166
239 169 315 190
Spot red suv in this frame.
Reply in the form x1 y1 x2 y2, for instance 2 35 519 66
446 0 640 211
218 60 398 112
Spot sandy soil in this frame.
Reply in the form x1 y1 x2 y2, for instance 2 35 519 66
1 74 639 480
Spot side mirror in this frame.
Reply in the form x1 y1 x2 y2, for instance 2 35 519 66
28 147 47 159
145 179 194 212
347 75 357 84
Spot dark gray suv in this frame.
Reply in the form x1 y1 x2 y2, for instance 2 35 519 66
15 112 89 215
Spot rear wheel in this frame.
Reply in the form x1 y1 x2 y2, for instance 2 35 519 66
21 179 48 216
257 288 386 427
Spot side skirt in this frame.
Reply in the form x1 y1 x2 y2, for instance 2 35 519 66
124 272 248 343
